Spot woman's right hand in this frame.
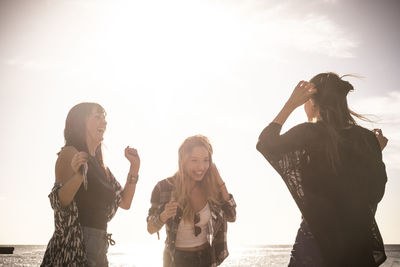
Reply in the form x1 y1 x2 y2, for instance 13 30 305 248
70 151 89 174
160 201 179 223
286 81 317 109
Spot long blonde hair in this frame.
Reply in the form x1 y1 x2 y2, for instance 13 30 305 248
173 135 221 222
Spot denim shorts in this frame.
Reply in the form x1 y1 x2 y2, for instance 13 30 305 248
174 244 212 267
82 226 110 267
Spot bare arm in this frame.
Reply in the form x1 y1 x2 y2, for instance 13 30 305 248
55 146 88 207
119 147 141 210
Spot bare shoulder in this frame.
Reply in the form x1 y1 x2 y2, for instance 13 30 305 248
55 146 78 184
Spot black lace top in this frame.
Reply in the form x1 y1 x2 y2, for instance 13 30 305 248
257 122 387 267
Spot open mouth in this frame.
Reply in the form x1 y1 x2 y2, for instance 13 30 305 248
193 171 205 178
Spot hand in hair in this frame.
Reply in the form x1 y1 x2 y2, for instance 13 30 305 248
272 81 317 125
209 163 231 201
286 81 317 109
209 163 224 186
372 129 388 151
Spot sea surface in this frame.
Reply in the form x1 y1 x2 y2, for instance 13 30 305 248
1 244 399 266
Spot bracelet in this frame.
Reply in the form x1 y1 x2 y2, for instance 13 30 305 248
127 173 139 184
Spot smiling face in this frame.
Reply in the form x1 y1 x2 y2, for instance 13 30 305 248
184 146 210 182
86 107 107 147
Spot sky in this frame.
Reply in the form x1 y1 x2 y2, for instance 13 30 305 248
0 0 399 251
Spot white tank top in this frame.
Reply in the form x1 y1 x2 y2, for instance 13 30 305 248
175 203 211 248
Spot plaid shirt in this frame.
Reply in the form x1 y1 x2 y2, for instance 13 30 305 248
147 177 236 267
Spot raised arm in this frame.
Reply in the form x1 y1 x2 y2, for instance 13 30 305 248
272 81 316 125
119 146 141 210
257 81 316 158
55 146 88 207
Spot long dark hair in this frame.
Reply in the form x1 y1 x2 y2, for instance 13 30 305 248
61 102 106 165
309 72 368 172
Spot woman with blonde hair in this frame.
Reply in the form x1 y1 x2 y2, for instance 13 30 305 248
257 73 388 266
147 135 236 267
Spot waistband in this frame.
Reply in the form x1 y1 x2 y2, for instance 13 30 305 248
175 242 210 252
81 226 116 246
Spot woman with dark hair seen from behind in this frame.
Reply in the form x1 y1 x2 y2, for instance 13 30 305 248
41 102 141 266
256 73 388 266
147 135 236 267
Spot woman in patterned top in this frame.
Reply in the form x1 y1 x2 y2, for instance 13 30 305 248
257 73 388 267
41 102 141 266
147 135 236 267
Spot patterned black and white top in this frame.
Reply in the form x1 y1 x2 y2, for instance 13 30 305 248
147 176 237 267
41 171 122 267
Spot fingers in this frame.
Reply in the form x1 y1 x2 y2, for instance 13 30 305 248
296 81 316 95
372 128 388 151
296 80 306 88
71 152 88 173
161 201 179 222
301 81 316 93
372 129 384 136
125 146 140 165
165 201 179 212
306 83 317 94
125 146 138 157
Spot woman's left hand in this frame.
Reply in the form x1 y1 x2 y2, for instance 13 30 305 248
372 129 388 151
125 146 141 174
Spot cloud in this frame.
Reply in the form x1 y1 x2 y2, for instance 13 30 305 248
352 91 400 169
322 0 338 3
353 91 400 123
280 14 358 58
245 2 359 58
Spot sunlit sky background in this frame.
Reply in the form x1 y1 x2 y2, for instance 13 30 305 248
1 0 399 251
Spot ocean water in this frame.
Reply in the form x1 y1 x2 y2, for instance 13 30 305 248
1 244 399 266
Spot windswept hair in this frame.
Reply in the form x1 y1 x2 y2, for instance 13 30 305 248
173 135 222 222
61 102 106 166
310 72 369 172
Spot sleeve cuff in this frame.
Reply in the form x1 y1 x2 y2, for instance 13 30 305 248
224 194 236 208
150 214 165 230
